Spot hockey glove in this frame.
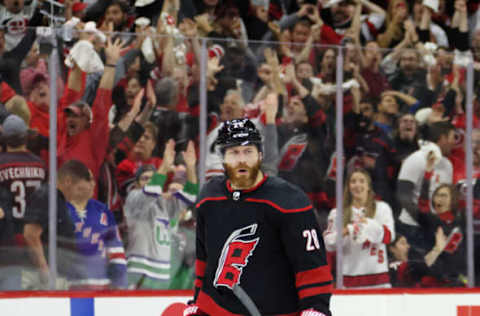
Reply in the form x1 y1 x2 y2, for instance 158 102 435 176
300 308 328 316
183 304 207 316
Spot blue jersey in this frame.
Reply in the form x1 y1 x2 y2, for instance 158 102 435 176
67 199 127 289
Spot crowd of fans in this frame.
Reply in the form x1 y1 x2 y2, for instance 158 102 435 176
1 0 480 291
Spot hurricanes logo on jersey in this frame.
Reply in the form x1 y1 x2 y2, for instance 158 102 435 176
278 134 308 171
214 224 259 290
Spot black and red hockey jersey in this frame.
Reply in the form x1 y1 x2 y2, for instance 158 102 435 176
193 174 332 315
0 151 46 235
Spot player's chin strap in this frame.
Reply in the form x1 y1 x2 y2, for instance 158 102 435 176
232 284 261 316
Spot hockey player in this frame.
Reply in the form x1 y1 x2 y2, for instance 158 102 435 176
185 117 332 316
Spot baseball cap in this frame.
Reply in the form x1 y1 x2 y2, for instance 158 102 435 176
72 2 88 13
2 114 28 138
64 101 93 123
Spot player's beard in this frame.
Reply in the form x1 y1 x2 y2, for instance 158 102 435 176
224 160 262 190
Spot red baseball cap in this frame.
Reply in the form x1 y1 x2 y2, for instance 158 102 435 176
72 2 88 13
64 101 93 123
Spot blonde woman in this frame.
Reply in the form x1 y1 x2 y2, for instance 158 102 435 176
323 168 395 288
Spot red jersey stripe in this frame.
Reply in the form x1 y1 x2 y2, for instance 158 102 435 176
195 259 206 278
108 253 126 260
245 198 313 214
344 272 390 288
382 225 392 244
194 278 203 288
197 290 241 316
296 265 333 288
298 283 333 300
196 196 228 208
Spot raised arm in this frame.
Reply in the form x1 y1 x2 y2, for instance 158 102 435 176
99 38 124 90
182 140 198 185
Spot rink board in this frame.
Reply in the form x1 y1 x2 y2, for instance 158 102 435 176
0 289 480 316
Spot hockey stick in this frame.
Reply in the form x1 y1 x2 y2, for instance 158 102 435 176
232 284 261 316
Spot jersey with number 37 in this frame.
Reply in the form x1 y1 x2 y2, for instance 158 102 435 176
194 175 332 315
0 152 46 235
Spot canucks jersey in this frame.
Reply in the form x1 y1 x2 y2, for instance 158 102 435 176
67 199 127 289
124 173 198 289
194 175 332 315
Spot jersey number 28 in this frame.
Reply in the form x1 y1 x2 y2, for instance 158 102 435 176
303 229 321 251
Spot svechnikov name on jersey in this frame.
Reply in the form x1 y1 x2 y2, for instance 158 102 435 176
0 166 46 182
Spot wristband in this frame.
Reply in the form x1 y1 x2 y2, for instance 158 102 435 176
105 63 116 68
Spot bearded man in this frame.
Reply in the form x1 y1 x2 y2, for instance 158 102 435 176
184 117 332 316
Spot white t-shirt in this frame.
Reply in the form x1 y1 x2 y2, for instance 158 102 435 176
397 149 453 226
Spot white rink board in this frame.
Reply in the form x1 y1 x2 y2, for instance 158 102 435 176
331 293 480 316
0 298 70 316
0 292 479 316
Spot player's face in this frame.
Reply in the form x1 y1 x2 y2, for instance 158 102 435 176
390 236 410 262
223 145 262 190
432 186 451 214
348 171 370 203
